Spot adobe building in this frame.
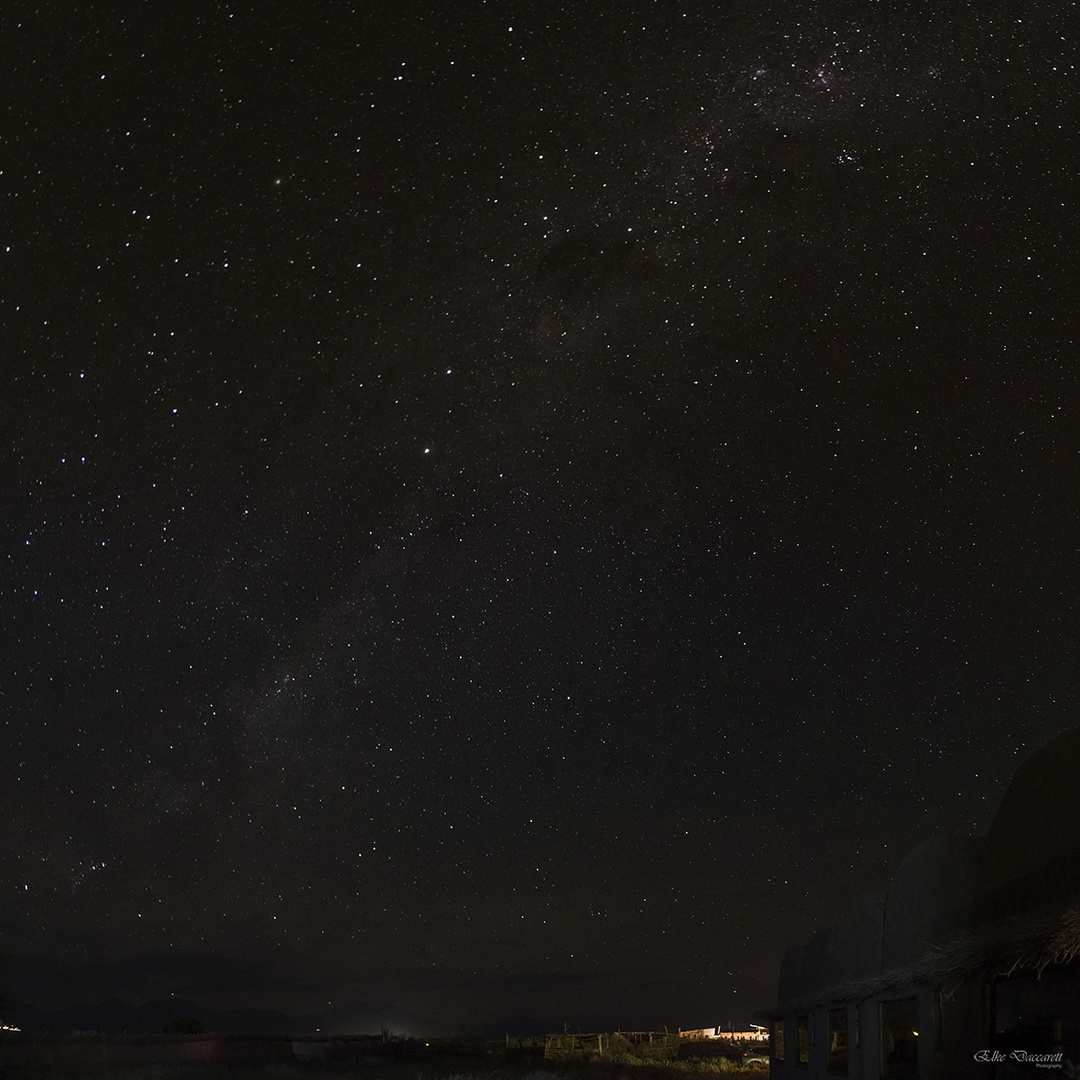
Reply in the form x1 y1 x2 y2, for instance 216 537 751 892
759 727 1080 1079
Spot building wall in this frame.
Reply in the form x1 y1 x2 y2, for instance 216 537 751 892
802 929 839 1003
882 837 982 970
856 998 878 1080
767 727 1080 1080
770 983 995 1078
830 892 886 985
768 1013 804 1080
974 727 1080 923
778 945 808 1004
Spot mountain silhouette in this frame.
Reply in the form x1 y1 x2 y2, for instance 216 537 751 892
6 997 450 1037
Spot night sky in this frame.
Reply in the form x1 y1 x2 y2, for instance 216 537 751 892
4 0 1079 1031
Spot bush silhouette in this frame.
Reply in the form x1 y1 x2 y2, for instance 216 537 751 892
162 1014 204 1035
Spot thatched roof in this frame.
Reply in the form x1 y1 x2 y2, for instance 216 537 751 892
761 895 1080 1019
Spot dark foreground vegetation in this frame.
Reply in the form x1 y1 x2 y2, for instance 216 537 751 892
0 1036 768 1079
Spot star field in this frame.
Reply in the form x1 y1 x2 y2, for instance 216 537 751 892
2 0 1079 1028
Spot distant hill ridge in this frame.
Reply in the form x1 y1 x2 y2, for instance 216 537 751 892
4 996 475 1038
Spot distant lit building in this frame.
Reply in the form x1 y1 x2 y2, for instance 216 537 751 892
758 727 1080 1079
678 1026 769 1042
